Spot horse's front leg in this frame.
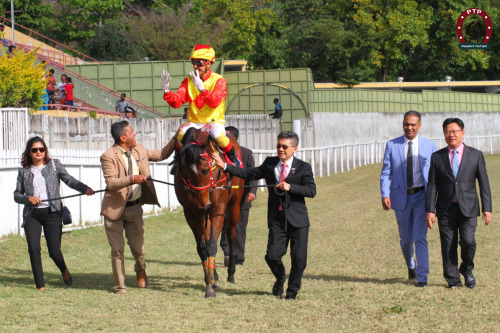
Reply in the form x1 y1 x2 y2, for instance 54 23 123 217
203 211 224 296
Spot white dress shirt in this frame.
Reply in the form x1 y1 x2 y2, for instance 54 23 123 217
275 156 294 182
404 135 424 188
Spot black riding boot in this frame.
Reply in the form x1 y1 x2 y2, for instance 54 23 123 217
170 149 179 175
226 147 240 167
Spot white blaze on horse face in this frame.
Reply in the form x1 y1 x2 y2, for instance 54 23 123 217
190 164 198 174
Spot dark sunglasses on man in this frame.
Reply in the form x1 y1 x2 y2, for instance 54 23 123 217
191 59 208 66
276 144 292 150
31 147 45 153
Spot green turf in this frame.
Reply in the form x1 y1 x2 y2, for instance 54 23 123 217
1 155 499 332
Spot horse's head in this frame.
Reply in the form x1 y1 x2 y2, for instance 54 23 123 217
177 128 217 211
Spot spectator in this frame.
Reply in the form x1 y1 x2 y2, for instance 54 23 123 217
45 69 56 109
7 45 16 58
116 93 129 115
56 74 67 106
132 110 138 119
270 98 283 119
41 89 49 111
13 136 94 290
220 126 257 266
1 24 9 45
124 107 134 119
182 107 189 119
64 77 74 107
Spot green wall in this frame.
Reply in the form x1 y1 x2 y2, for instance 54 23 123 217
67 61 500 123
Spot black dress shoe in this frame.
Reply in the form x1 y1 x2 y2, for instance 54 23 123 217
464 274 476 289
63 269 72 286
408 268 416 280
285 294 296 300
272 277 286 297
448 283 463 289
416 281 427 288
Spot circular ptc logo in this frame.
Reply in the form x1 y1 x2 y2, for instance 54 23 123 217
456 8 492 49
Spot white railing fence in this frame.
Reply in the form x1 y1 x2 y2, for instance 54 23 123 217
2 134 499 237
1 108 29 150
252 135 500 187
0 150 177 237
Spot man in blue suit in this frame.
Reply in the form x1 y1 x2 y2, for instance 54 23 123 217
380 111 437 287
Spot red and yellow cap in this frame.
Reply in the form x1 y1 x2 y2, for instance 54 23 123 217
189 44 215 62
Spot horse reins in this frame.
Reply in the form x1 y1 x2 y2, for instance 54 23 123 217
177 140 228 192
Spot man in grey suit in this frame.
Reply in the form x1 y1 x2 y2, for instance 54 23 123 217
426 118 492 289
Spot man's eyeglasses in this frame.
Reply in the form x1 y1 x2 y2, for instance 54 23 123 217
444 129 462 136
276 144 294 150
191 59 207 66
31 147 45 153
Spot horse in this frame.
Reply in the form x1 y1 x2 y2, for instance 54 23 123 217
174 127 244 298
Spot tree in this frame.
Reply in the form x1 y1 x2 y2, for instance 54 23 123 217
0 0 53 32
120 4 228 61
87 21 143 61
353 0 433 82
0 49 46 110
202 0 278 59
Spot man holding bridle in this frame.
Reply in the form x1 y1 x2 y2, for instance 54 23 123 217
162 44 241 168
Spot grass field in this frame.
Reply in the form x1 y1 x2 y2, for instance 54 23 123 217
1 156 499 332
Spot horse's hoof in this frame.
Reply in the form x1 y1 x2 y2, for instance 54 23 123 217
213 282 220 289
205 292 216 298
227 276 235 283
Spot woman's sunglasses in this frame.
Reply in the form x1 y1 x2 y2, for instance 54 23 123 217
31 147 45 153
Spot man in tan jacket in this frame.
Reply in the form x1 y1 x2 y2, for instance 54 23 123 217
100 120 175 294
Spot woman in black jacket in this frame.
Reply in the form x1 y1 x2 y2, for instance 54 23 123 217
13 136 94 290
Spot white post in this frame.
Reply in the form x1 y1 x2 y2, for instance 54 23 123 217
292 119 301 148
11 0 15 43
334 148 337 174
326 148 330 176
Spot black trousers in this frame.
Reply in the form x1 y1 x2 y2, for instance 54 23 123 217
24 207 67 288
265 213 309 297
220 208 250 263
438 202 477 286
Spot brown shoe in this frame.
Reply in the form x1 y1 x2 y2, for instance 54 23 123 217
137 271 148 288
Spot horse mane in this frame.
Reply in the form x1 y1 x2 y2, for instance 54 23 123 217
180 128 206 167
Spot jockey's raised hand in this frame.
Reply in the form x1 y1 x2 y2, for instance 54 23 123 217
189 70 206 93
161 69 170 93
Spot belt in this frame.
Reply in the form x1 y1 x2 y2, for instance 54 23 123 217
407 186 425 195
125 199 140 207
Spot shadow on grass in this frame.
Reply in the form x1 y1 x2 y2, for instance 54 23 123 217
145 258 200 267
303 273 412 285
0 268 268 296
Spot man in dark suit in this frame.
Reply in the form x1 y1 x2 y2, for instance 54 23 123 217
213 131 316 300
426 118 492 289
220 126 257 266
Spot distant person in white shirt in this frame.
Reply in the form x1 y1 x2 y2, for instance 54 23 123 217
116 93 130 114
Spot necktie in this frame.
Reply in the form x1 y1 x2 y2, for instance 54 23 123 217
452 150 459 178
126 150 133 200
278 163 287 211
407 141 413 189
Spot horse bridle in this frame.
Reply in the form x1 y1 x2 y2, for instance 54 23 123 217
179 140 227 192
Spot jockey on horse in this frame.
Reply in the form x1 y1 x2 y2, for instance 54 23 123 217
162 44 242 171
